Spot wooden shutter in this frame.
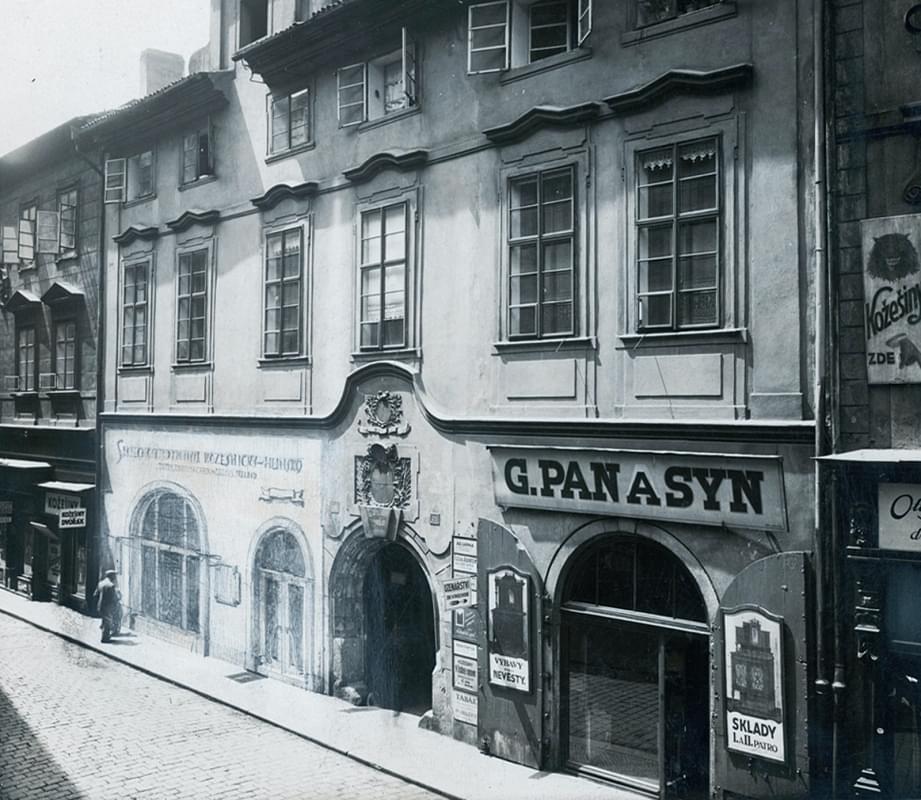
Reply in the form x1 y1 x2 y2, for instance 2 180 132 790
104 158 127 204
578 0 592 45
37 211 61 254
2 226 18 264
402 27 417 107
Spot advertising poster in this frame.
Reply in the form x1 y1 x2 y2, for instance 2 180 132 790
453 640 478 693
878 483 921 551
453 536 477 575
724 607 785 763
453 688 478 726
487 567 530 692
861 214 921 384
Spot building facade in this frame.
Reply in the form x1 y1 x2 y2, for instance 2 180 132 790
0 119 102 611
820 0 921 796
83 2 822 797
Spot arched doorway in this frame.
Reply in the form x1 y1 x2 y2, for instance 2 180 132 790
253 527 313 685
364 542 435 714
561 536 710 799
329 531 436 716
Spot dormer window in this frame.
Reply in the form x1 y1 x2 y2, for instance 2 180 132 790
181 123 214 185
240 0 270 47
337 29 417 127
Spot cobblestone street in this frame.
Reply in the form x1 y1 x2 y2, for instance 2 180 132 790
0 613 441 800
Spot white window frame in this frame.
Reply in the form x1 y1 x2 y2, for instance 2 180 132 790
262 223 308 358
1 226 18 265
16 325 37 392
468 1 510 74
18 202 37 262
58 186 79 253
174 241 214 365
577 0 592 45
53 318 78 391
337 63 367 127
120 255 152 368
623 120 740 337
36 210 61 255
104 159 127 204
268 88 311 155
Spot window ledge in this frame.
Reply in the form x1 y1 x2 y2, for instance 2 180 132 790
499 47 593 85
171 361 213 372
118 364 153 375
10 391 39 399
258 355 312 367
622 2 737 46
124 194 156 209
351 347 421 363
55 251 79 266
178 175 218 192
265 142 316 164
358 106 422 133
493 336 597 355
617 327 748 348
46 390 81 397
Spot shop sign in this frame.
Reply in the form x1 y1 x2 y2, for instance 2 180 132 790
443 575 476 609
0 500 11 524
45 493 80 514
490 446 788 532
453 608 479 643
453 640 479 693
861 215 921 384
878 483 921 551
453 688 478 726
724 607 786 764
59 508 87 529
453 536 477 575
487 568 530 693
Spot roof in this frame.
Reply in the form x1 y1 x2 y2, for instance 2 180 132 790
818 449 921 463
3 289 42 313
0 115 102 188
78 71 233 148
233 0 457 84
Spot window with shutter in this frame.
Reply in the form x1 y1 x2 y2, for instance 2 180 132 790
2 226 18 264
37 211 61 255
18 205 37 263
58 188 78 252
577 0 592 44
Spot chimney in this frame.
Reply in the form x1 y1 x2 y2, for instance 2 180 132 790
139 49 185 96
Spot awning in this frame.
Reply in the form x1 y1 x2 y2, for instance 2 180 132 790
817 449 921 463
4 289 41 313
37 481 94 493
0 458 52 470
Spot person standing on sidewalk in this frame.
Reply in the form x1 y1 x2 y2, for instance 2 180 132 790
93 569 121 643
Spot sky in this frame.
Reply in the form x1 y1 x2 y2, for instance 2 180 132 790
0 0 212 156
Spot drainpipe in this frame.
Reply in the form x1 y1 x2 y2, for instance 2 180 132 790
70 126 107 612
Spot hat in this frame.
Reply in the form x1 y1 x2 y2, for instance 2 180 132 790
105 569 117 577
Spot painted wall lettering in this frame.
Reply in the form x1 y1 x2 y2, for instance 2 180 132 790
490 447 788 532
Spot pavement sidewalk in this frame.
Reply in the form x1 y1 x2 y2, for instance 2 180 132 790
0 590 637 800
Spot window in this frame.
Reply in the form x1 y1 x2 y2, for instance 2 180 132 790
507 167 575 338
636 0 721 28
337 28 417 126
58 188 78 252
16 326 36 392
240 0 269 47
264 228 303 357
104 151 155 204
635 137 720 330
139 492 202 633
269 89 310 154
181 124 213 185
122 259 150 367
53 320 77 390
468 0 591 73
18 203 37 263
359 203 407 349
176 249 209 363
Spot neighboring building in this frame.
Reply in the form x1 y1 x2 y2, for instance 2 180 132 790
81 1 822 797
0 118 103 611
819 1 921 796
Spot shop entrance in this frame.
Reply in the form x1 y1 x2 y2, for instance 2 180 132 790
561 537 710 799
363 542 435 714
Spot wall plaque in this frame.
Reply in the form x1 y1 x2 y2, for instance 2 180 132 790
878 483 921 551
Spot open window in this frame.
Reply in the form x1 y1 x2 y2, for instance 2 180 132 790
337 28 417 127
240 0 270 47
468 0 591 74
18 203 37 264
58 187 78 254
104 150 155 204
181 124 214 185
268 88 310 155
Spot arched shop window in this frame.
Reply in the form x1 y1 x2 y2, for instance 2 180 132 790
562 537 709 797
139 492 202 632
563 536 706 621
